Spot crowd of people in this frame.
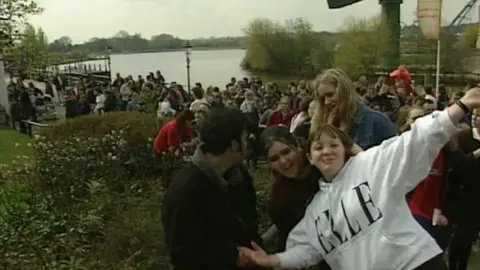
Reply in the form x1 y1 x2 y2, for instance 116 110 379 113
5 65 480 270
156 67 479 270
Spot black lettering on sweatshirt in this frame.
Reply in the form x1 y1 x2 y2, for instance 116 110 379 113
314 181 384 255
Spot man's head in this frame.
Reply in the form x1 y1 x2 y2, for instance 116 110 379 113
199 108 247 167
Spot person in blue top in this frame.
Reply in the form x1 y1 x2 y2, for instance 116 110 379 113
309 68 395 149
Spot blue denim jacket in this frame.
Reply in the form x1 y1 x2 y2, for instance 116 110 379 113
349 104 396 150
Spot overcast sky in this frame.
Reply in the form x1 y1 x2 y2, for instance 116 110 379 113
29 0 473 43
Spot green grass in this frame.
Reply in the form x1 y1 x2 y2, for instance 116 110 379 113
0 129 33 165
0 129 33 223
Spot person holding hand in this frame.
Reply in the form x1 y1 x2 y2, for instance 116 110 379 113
239 88 480 270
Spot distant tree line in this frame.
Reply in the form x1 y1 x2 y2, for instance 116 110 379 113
48 31 245 55
242 16 474 79
241 18 337 77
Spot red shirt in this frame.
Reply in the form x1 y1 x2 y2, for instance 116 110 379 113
153 119 192 153
408 151 445 220
266 110 293 127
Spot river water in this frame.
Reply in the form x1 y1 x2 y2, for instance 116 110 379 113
70 49 253 87
65 49 303 88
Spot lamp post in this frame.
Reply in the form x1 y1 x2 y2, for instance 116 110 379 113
184 41 192 94
105 46 112 83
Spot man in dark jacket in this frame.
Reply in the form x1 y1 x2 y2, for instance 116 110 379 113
162 107 263 270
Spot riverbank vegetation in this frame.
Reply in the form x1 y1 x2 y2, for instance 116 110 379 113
241 18 335 77
0 112 271 269
49 32 245 55
2 0 477 81
242 15 474 79
0 0 43 49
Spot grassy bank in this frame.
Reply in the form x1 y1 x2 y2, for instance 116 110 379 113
0 129 32 165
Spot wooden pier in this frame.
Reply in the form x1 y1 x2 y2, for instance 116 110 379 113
26 55 112 85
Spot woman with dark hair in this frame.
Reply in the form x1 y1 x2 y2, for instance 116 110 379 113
240 88 480 270
260 126 330 270
153 110 195 153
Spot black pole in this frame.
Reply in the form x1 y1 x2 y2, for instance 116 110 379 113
107 55 111 82
187 56 191 95
185 41 192 95
105 46 112 83
68 65 72 86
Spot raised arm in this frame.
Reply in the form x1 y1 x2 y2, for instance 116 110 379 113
359 89 480 197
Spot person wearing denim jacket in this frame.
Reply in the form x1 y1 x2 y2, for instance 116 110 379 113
309 68 395 150
349 103 395 149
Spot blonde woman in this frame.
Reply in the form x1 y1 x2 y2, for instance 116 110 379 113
310 68 395 149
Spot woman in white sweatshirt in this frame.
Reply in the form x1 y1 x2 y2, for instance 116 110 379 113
240 88 480 270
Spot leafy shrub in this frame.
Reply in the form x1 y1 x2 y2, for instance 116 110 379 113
137 91 160 114
0 112 184 269
38 111 164 140
0 180 108 269
251 168 271 233
97 183 171 270
33 129 159 207
0 111 273 269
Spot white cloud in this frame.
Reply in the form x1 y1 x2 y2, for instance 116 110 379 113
29 0 473 43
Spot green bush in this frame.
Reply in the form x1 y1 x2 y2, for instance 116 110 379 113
243 18 333 76
0 112 186 269
38 111 165 140
0 111 272 269
0 180 109 269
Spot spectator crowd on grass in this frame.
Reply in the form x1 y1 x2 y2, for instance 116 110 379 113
2 65 480 270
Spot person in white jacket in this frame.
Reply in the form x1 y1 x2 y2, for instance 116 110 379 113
239 88 480 270
94 90 106 115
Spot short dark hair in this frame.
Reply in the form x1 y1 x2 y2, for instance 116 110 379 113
199 108 246 154
424 85 434 95
192 87 203 99
299 97 313 112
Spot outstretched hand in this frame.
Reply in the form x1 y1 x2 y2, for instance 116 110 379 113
237 242 278 268
461 88 480 109
473 148 480 159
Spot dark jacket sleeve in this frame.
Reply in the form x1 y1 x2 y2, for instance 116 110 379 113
440 150 479 218
236 164 263 247
162 189 239 269
243 111 260 135
292 121 311 141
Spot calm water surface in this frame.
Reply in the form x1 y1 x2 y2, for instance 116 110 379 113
76 49 251 87
70 49 301 88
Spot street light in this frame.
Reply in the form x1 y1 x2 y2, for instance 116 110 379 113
105 46 112 82
184 41 192 94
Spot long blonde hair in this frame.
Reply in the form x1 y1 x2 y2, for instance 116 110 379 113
397 106 424 135
310 68 361 134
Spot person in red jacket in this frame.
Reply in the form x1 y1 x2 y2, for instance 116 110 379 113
153 110 194 153
266 96 293 128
